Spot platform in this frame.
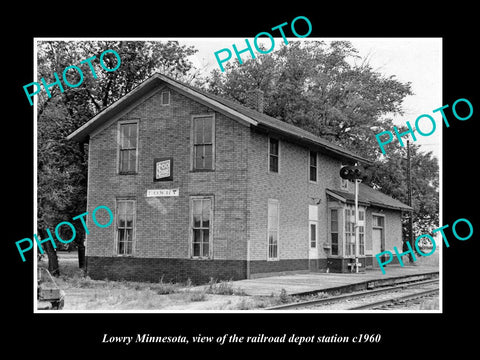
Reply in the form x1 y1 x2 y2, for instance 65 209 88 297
226 264 440 297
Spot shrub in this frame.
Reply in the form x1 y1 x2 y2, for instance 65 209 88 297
279 288 291 304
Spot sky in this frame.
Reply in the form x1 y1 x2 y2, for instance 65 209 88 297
178 37 443 161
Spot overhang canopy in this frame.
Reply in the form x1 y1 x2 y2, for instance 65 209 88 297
326 183 413 212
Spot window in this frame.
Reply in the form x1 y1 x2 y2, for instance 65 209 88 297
373 215 384 228
345 208 355 256
359 225 365 255
345 206 365 256
191 197 212 258
161 91 170 105
359 209 365 221
116 199 135 255
193 115 214 170
309 151 317 182
118 122 138 174
267 199 279 260
269 138 279 173
330 209 339 255
309 205 319 248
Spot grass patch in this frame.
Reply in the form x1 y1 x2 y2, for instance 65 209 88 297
187 291 207 302
206 278 246 296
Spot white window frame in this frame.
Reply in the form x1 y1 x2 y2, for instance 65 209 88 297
344 205 366 257
190 196 214 259
115 198 136 256
267 199 279 260
117 119 139 174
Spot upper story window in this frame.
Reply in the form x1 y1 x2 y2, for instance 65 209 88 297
269 138 279 173
193 115 215 170
309 151 317 182
161 91 170 105
118 121 138 174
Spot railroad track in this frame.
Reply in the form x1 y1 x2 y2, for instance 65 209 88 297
349 288 439 310
267 279 439 310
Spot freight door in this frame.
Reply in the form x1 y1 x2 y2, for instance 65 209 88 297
372 214 385 266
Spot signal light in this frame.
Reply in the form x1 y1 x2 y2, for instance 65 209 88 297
340 165 365 181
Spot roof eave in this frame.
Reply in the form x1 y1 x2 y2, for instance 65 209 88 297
66 73 259 143
257 124 372 166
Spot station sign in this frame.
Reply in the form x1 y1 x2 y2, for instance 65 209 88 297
146 189 179 197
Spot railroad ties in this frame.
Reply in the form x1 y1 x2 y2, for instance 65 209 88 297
266 273 439 311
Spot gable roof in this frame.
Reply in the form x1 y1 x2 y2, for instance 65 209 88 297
326 183 412 211
66 73 372 165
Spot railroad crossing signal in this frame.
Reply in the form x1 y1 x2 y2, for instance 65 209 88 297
340 165 365 181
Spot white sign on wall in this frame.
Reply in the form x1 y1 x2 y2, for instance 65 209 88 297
146 188 179 197
153 157 173 181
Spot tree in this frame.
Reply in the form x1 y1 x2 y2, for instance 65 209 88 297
37 40 198 274
204 40 439 237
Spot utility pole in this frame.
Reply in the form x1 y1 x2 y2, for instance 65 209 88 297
406 139 414 262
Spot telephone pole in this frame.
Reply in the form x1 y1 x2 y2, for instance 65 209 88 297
406 139 414 262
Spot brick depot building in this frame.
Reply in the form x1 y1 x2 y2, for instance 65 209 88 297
67 73 411 283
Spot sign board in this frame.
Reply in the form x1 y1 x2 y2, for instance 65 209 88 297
154 157 173 181
146 188 179 197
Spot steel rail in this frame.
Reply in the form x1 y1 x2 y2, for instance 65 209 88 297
348 288 439 310
266 279 439 310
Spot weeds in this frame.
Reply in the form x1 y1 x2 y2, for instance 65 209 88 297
206 278 246 296
153 276 179 295
279 288 291 303
188 291 207 302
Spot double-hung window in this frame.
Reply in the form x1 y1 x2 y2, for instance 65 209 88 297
193 115 214 170
267 199 279 260
116 199 135 255
269 138 279 173
344 206 365 256
309 151 317 182
330 209 339 255
345 208 355 256
118 121 138 174
191 197 212 258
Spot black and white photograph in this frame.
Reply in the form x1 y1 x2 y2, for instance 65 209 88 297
6 8 478 355
33 37 441 313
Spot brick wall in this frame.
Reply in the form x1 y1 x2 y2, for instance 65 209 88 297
86 256 246 284
86 84 250 282
246 130 346 272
